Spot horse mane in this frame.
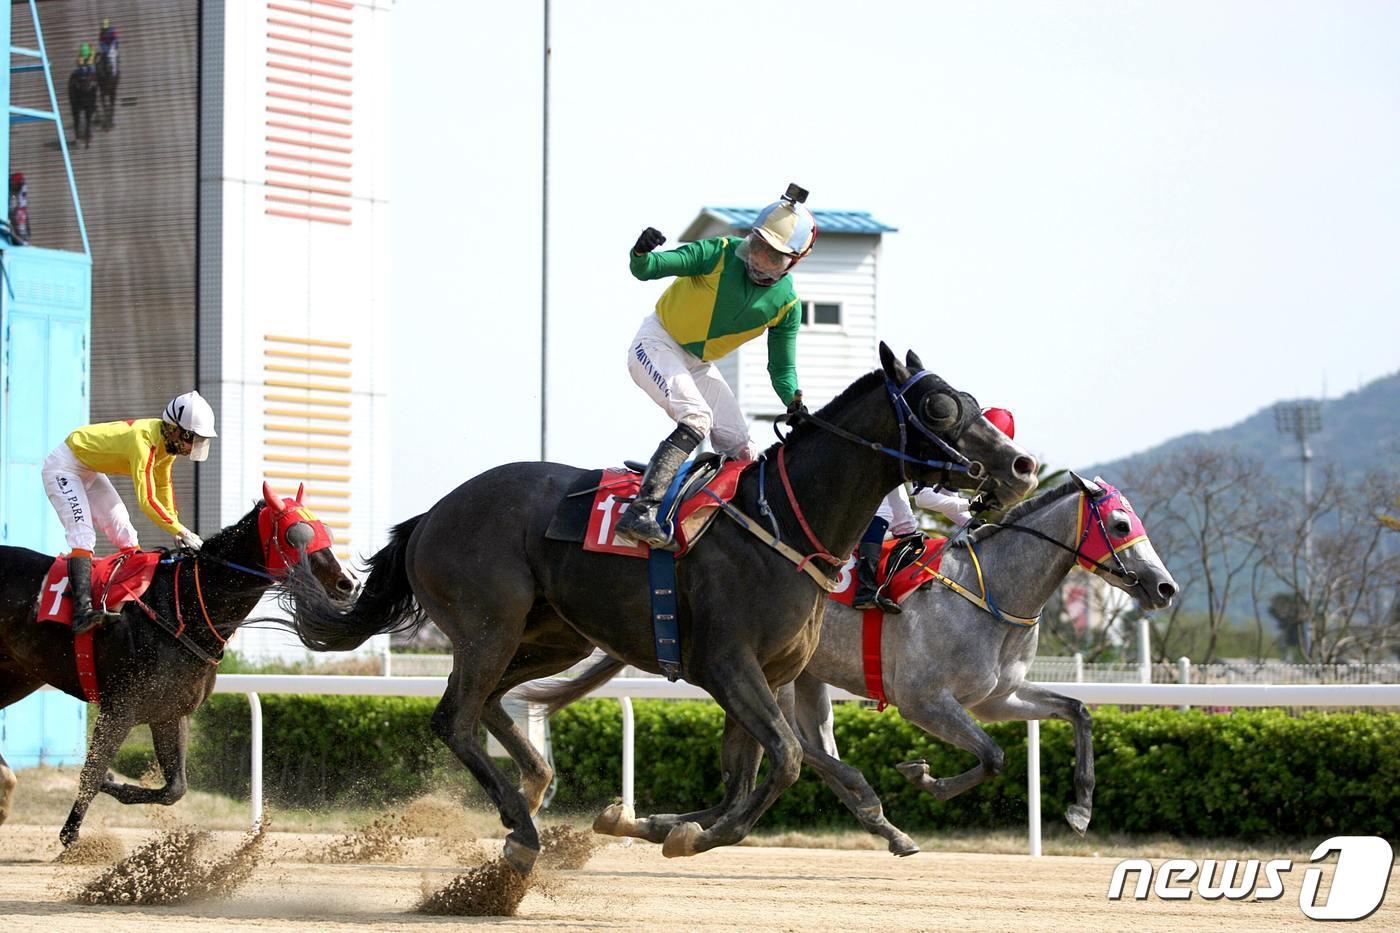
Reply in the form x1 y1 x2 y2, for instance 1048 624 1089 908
966 480 1079 544
759 370 884 459
198 501 263 555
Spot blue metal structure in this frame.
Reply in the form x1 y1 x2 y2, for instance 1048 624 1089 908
0 0 94 767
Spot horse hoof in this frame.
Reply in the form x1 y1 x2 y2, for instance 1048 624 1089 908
895 759 930 783
661 821 703 858
0 765 16 825
889 833 921 857
1065 805 1091 836
501 836 539 875
592 802 635 837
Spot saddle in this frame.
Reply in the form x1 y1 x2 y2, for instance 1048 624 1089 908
34 548 161 705
35 548 162 626
545 454 753 558
830 532 948 608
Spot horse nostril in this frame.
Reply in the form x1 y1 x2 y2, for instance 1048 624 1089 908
336 577 354 594
1013 456 1037 477
1158 582 1176 601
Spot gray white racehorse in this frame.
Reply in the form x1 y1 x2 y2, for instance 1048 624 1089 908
529 473 1176 854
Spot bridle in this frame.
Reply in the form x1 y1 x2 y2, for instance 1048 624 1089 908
979 486 1148 590
757 369 987 579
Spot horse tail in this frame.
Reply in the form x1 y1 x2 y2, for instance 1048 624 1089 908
279 513 427 652
515 651 627 714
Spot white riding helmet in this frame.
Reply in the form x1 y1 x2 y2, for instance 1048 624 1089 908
162 390 217 461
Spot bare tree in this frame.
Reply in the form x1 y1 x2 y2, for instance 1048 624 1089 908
1122 445 1277 663
1259 467 1400 662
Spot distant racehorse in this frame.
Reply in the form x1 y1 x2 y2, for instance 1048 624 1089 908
67 64 97 148
279 344 1040 873
0 483 354 847
531 473 1178 854
96 47 119 129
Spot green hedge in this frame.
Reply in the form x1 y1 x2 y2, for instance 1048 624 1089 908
170 695 1400 838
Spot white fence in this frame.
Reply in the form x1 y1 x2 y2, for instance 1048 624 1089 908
211 675 1400 856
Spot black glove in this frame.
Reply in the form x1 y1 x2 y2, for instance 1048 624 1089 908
633 227 666 255
785 391 808 422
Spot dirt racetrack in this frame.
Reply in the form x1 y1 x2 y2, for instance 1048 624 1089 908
2 825 1378 931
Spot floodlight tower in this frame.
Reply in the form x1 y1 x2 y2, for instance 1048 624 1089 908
1274 401 1322 657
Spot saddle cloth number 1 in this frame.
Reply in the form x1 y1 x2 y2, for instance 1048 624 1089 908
586 489 648 557
48 575 69 615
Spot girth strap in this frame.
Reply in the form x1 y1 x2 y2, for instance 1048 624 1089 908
647 547 683 681
861 606 888 711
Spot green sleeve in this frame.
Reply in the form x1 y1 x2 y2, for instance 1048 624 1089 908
766 299 801 405
629 237 727 281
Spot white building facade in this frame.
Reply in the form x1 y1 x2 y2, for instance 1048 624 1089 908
198 0 393 661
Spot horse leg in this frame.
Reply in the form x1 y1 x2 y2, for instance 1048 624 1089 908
0 667 44 827
787 675 918 856
653 656 803 857
969 684 1095 834
60 710 134 846
892 689 1006 802
599 714 763 844
100 717 188 807
480 698 555 818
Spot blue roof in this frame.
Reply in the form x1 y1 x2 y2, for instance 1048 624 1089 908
701 206 897 235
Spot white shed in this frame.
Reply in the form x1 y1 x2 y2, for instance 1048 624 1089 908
679 207 897 442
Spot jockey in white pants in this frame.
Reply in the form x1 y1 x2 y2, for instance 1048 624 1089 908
41 390 216 634
618 184 818 549
853 407 1018 613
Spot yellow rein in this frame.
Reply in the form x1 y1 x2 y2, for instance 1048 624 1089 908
923 539 1040 628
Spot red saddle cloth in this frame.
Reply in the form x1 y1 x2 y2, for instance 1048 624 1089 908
829 535 948 608
37 548 162 625
583 460 753 558
828 534 949 711
35 549 162 704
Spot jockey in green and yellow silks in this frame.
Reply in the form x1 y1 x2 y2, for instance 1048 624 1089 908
616 184 817 549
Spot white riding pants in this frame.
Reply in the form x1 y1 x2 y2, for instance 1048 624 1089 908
627 314 757 460
41 443 140 552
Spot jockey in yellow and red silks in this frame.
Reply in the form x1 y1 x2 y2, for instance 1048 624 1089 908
41 391 216 634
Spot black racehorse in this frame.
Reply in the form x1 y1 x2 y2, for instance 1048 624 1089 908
0 483 354 847
280 345 1039 873
96 48 119 130
67 64 97 149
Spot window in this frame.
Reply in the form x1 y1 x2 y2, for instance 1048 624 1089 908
802 301 842 327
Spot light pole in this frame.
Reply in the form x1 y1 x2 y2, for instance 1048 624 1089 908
1274 400 1322 658
540 0 551 461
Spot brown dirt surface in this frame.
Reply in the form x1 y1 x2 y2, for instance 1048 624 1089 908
2 823 1387 930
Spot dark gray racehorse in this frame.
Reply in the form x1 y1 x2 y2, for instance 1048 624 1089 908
532 473 1177 855
0 484 353 846
279 345 1039 874
96 48 119 129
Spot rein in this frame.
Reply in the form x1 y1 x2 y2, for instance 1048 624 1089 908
136 548 284 666
776 370 978 488
981 490 1144 588
923 540 1040 628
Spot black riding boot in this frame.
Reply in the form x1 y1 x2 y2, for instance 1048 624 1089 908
851 541 901 614
68 553 114 636
616 424 703 549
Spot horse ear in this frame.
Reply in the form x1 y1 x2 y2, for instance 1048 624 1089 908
1069 471 1103 497
296 483 305 504
262 481 286 513
904 349 925 372
878 341 906 381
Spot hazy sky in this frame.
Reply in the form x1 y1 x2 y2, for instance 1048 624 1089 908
391 1 1400 519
